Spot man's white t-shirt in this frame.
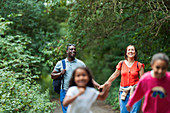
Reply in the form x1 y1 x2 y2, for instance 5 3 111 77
66 86 99 113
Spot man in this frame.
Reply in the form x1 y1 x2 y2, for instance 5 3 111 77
51 44 99 113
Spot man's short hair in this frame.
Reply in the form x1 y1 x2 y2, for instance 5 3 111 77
67 44 75 50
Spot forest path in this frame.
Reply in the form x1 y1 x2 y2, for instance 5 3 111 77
53 99 119 113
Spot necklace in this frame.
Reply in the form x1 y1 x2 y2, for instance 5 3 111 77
125 60 135 67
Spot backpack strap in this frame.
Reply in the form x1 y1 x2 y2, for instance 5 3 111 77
120 61 124 70
61 59 66 89
62 59 66 69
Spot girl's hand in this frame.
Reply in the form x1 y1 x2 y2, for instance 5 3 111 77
97 82 111 100
126 104 132 112
102 82 111 92
63 87 86 107
78 87 86 96
99 82 111 90
98 84 105 91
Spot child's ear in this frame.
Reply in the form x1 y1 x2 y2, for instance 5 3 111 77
150 62 154 67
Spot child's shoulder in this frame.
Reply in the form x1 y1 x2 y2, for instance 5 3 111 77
86 86 95 90
86 87 99 96
140 71 152 80
143 71 151 76
166 72 170 75
166 72 170 78
86 87 98 92
68 86 78 91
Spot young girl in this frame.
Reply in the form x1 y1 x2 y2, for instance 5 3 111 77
126 53 170 113
63 67 110 113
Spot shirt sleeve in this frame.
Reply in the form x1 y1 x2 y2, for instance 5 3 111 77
128 79 145 107
82 61 86 67
54 61 61 72
66 87 76 97
116 61 123 70
138 62 145 71
91 88 99 103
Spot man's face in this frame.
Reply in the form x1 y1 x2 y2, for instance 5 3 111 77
67 46 76 58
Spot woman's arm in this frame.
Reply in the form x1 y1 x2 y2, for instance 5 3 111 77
139 66 144 78
92 79 100 88
97 82 111 100
63 88 85 107
106 69 120 84
99 69 120 90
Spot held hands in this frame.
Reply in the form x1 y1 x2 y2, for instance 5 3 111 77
126 104 132 112
98 81 112 92
97 82 111 100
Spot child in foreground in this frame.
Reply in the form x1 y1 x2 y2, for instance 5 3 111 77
126 53 170 113
63 67 110 113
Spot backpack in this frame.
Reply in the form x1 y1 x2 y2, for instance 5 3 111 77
53 59 66 94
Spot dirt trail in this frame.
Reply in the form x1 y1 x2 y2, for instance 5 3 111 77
53 99 119 113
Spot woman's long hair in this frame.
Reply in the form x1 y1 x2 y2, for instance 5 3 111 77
69 67 94 88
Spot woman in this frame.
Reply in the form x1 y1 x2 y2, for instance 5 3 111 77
100 45 144 113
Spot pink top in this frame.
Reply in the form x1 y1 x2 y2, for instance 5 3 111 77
128 71 170 113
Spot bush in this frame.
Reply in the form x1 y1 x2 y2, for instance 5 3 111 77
0 70 56 112
106 86 120 110
0 17 56 112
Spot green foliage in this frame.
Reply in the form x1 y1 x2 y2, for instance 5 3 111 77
0 14 56 112
0 70 55 112
0 0 70 100
0 0 72 111
0 0 69 62
0 35 41 79
106 86 120 110
68 0 169 69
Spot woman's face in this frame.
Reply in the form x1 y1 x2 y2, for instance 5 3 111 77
126 46 136 59
151 59 168 79
74 69 90 88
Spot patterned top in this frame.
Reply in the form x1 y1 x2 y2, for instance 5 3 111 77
128 71 170 113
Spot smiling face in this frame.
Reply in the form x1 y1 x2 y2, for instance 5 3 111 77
74 68 90 88
126 45 136 59
151 59 168 79
67 45 76 58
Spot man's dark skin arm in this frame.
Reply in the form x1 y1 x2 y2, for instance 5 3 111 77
51 69 66 79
